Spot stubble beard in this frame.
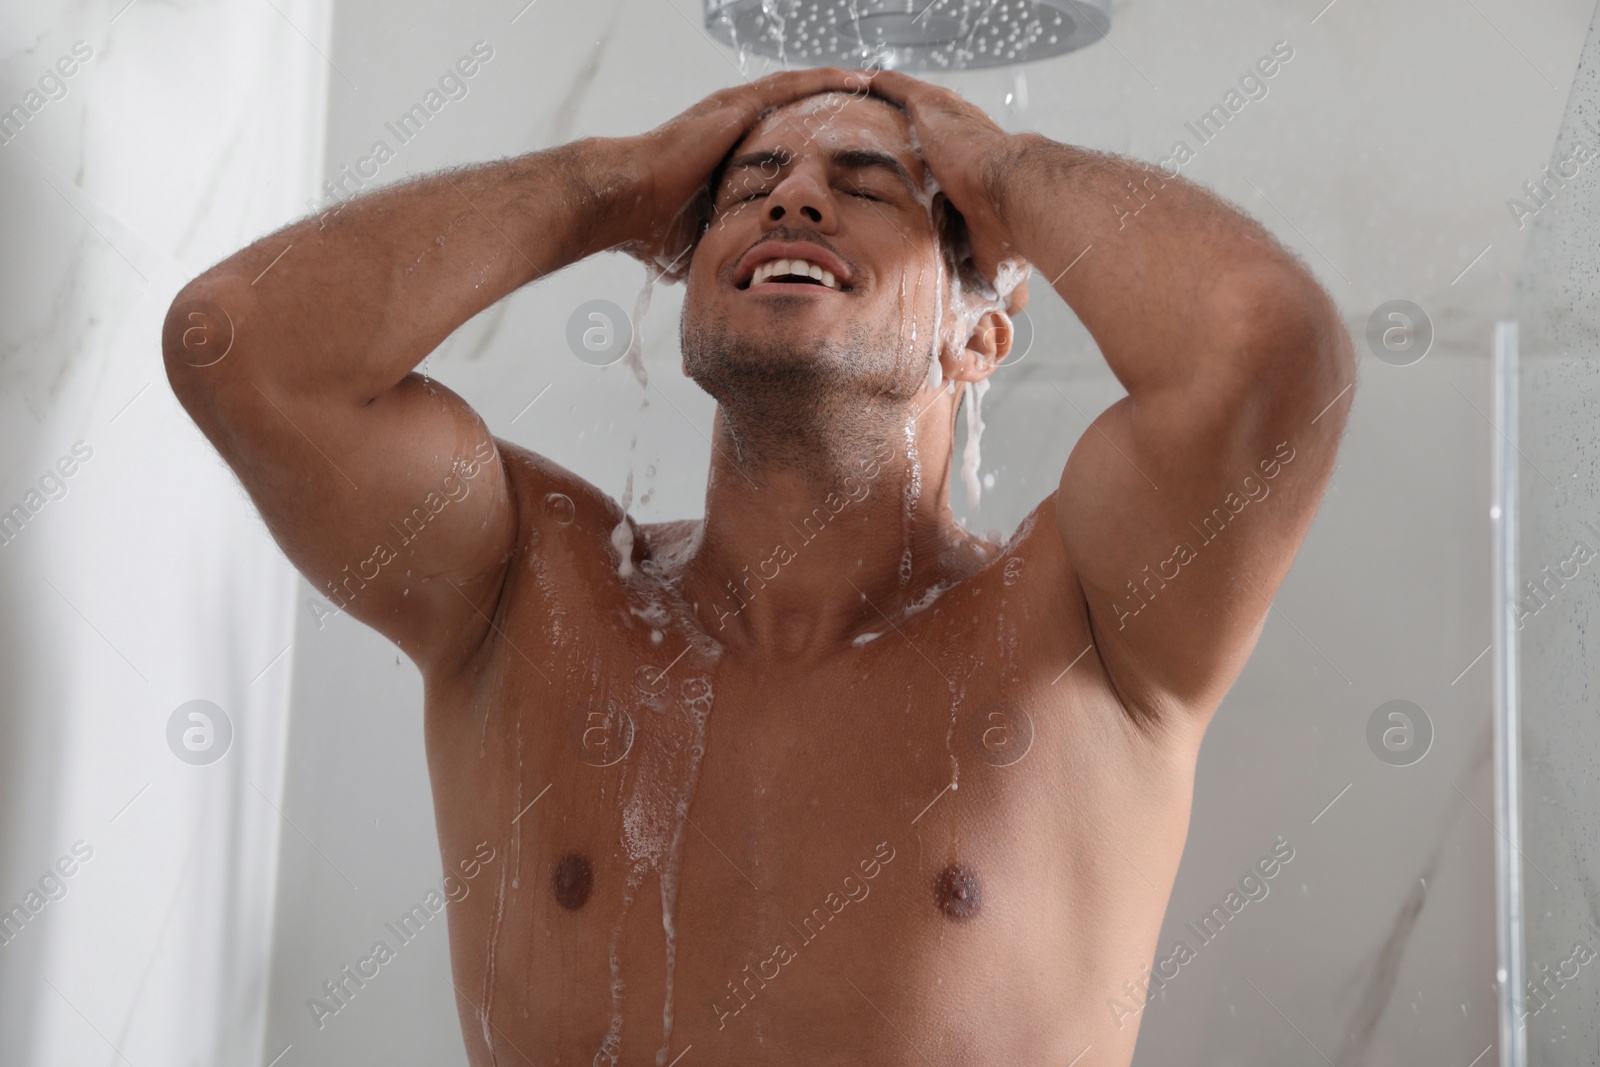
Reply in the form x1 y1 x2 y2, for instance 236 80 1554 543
681 302 933 487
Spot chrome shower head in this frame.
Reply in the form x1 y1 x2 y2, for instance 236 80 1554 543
704 0 1112 72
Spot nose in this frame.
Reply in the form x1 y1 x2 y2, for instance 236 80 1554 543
762 166 834 232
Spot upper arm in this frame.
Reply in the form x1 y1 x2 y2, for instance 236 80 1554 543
162 274 521 677
1055 276 1355 722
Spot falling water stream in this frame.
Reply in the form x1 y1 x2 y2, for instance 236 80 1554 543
760 0 789 66
960 377 991 509
610 266 660 579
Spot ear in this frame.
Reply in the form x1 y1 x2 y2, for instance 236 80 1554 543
944 309 1014 383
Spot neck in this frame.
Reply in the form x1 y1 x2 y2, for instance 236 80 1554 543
679 388 989 659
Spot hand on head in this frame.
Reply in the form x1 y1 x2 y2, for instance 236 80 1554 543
611 67 1030 299
852 68 1032 301
606 67 873 282
612 64 1030 400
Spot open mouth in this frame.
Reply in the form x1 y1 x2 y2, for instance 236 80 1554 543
740 257 849 292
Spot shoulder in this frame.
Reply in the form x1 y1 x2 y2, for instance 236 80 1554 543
498 438 626 536
438 439 633 665
492 439 697 611
987 492 1194 735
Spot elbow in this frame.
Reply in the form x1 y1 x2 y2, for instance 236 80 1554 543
162 275 247 407
1205 271 1357 444
1213 269 1356 404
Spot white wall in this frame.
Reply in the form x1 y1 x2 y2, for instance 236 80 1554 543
0 1 328 1063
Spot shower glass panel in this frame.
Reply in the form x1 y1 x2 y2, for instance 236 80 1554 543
1502 3 1600 1064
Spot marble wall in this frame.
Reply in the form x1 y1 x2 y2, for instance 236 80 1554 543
0 1 327 1063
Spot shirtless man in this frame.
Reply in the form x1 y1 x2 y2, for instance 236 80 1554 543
163 67 1353 1065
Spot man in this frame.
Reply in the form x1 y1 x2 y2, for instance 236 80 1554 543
164 67 1352 1066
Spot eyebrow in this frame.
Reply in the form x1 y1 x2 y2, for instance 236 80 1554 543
721 147 921 199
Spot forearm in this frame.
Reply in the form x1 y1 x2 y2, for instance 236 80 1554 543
994 134 1333 393
166 137 634 401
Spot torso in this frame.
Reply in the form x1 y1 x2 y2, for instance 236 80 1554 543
422 445 1205 1066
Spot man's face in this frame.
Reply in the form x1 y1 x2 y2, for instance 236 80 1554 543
680 91 959 404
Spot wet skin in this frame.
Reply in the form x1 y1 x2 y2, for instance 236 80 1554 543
425 449 1200 1067
418 97 1200 1065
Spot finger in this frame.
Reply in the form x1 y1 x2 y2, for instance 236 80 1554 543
857 67 917 105
871 70 989 130
749 66 869 111
696 66 870 127
692 67 879 157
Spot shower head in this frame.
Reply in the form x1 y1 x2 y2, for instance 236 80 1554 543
704 0 1112 72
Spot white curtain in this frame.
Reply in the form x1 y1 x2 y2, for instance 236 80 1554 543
0 1 329 1063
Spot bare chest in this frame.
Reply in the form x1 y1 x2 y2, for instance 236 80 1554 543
420 562 1192 1064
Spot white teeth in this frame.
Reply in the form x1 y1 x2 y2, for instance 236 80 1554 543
750 257 842 290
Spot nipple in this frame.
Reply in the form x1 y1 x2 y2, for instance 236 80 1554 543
935 863 983 922
553 852 595 910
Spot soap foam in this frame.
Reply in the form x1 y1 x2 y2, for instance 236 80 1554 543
959 378 991 510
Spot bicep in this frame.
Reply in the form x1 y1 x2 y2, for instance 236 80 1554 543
166 315 519 675
1055 315 1351 721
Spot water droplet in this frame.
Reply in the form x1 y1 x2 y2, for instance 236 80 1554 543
635 663 670 697
543 492 576 525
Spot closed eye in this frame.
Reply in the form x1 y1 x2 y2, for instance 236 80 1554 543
736 188 878 203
